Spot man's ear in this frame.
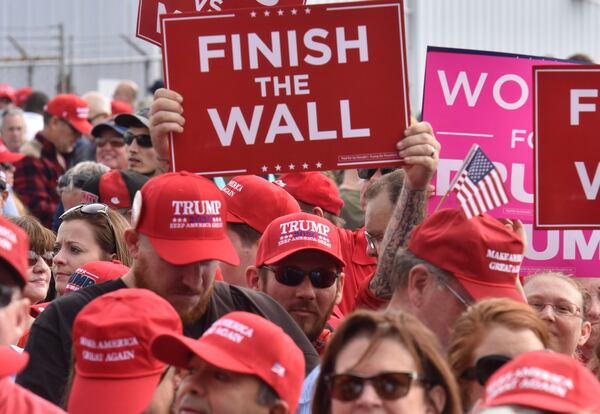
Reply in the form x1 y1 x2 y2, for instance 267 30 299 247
335 272 345 305
1 190 8 201
406 264 433 310
246 266 262 291
312 206 324 218
124 229 140 258
578 320 592 346
14 297 31 342
268 400 289 414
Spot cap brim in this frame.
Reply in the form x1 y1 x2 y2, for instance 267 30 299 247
455 273 526 303
68 371 162 414
115 113 149 129
152 334 254 375
263 245 346 268
0 347 29 377
69 119 93 136
91 123 127 137
0 152 25 163
147 235 240 266
226 210 245 224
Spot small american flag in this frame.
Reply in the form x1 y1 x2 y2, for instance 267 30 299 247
452 145 509 219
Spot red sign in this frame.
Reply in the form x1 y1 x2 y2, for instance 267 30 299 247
137 0 306 46
534 65 600 229
161 0 410 176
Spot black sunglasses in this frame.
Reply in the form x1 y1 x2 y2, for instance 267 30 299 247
28 250 54 267
263 265 339 289
462 354 511 386
0 283 17 308
357 168 398 180
124 132 153 148
326 371 424 401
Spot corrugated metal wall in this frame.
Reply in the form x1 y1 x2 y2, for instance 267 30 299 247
0 0 599 103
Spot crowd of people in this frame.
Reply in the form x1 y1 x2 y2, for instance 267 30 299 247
0 58 599 414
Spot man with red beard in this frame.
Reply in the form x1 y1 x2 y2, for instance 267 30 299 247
16 172 319 405
246 212 345 353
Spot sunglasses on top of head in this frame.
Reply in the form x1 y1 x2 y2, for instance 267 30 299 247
357 168 398 180
462 354 511 386
123 131 153 148
262 265 340 289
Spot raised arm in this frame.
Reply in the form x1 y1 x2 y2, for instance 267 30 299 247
368 121 440 299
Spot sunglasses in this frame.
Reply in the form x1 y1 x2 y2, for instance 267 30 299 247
462 354 511 386
95 136 125 148
357 168 398 180
28 250 54 267
124 132 153 148
262 265 339 289
327 371 423 401
0 283 17 308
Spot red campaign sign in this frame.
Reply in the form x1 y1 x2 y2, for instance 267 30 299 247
161 0 410 176
137 0 306 46
534 65 600 229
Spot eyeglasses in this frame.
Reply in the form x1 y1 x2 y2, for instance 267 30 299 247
262 265 339 289
357 168 397 180
364 231 382 252
436 275 472 308
462 354 511 386
95 136 125 148
124 132 152 148
0 283 17 308
60 203 117 253
529 301 582 318
28 250 54 267
326 371 424 401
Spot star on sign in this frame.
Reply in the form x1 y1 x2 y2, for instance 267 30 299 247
264 10 270 16
289 163 295 170
250 11 257 17
304 7 311 14
315 162 322 168
277 9 284 16
302 163 309 170
261 165 268 172
291 8 297 15
275 164 282 171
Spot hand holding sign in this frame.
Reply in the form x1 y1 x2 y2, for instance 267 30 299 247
397 121 440 190
149 88 185 162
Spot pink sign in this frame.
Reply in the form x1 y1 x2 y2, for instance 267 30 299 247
423 47 599 277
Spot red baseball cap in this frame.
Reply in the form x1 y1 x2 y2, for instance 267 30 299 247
255 212 345 267
152 311 305 413
68 289 183 414
64 260 130 294
81 170 149 210
408 208 525 303
275 172 344 216
0 346 29 377
14 87 32 108
131 171 239 266
0 140 24 163
481 350 600 413
45 94 93 135
0 216 29 287
111 100 134 115
222 175 300 233
0 83 15 103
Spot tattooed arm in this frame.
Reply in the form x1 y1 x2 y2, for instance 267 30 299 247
369 122 440 299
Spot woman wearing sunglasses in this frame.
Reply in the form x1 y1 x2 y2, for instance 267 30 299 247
313 310 461 414
448 298 550 412
53 203 132 296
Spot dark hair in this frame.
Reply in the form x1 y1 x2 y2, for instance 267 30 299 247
363 169 405 205
23 91 49 114
227 222 261 249
313 310 462 414
297 200 344 227
60 206 132 266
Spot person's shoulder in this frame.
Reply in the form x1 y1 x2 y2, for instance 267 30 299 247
19 139 43 160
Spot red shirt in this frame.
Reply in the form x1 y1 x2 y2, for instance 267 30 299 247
0 377 66 413
333 227 377 317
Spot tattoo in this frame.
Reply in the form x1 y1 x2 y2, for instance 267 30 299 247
369 186 428 299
